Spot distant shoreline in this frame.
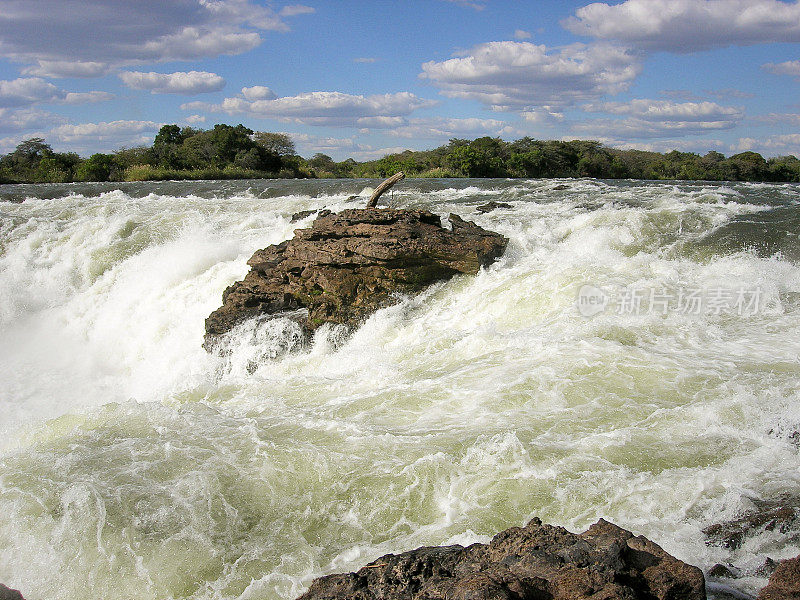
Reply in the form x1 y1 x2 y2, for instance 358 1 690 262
2 124 799 185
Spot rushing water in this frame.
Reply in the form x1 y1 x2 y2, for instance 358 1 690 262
1 178 799 599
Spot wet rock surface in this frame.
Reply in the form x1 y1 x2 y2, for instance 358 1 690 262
703 497 800 550
758 555 800 599
0 584 24 600
205 208 508 344
296 517 706 600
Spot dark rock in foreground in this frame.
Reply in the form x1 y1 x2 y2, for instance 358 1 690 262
297 517 705 600
205 208 508 343
0 584 24 600
758 555 800 599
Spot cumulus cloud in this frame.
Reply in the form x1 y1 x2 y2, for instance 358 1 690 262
63 91 115 104
420 41 641 111
584 98 743 121
119 71 225 95
0 1 313 71
0 77 112 107
763 60 800 77
280 5 315 17
182 90 437 127
48 120 162 145
384 117 513 139
589 137 729 154
753 112 800 124
734 134 800 155
22 60 111 79
575 98 744 139
241 85 277 100
564 0 800 53
514 30 532 40
185 114 207 124
0 108 66 133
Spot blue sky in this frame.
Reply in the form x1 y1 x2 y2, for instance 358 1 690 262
1 0 800 160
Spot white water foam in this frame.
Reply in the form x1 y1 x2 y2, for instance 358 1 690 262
1 179 799 599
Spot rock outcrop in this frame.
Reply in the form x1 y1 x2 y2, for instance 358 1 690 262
758 555 800 599
0 584 24 600
205 208 508 344
296 517 706 600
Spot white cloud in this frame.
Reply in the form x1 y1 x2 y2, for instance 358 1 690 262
0 77 112 107
420 41 641 111
763 60 800 77
0 108 66 133
48 120 162 148
585 137 729 154
735 133 800 155
185 114 207 124
280 5 315 17
119 71 225 95
753 112 800 124
514 30 532 40
575 99 743 139
384 116 512 139
521 108 565 125
22 60 110 78
0 1 313 71
571 118 739 139
564 0 800 53
241 85 277 100
584 98 743 121
63 91 115 104
182 90 437 127
0 78 64 107
354 57 379 63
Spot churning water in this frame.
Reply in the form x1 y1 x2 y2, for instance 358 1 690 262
1 178 799 599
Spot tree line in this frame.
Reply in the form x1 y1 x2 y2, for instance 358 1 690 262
2 125 800 184
0 125 308 184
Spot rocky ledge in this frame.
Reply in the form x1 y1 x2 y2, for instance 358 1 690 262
205 208 508 345
297 517 706 600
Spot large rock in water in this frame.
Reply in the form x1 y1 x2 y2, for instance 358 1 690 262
296 518 706 600
205 208 508 343
759 555 800 599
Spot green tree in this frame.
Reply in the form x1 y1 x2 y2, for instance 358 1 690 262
152 125 187 169
76 153 114 181
252 132 295 156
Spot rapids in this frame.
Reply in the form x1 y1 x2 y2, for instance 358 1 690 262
1 178 799 599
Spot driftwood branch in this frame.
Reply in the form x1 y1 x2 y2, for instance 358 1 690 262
366 171 405 208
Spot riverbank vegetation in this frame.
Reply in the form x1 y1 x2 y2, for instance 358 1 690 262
2 123 800 184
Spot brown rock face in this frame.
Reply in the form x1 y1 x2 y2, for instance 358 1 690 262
758 555 800 600
296 518 706 600
0 584 24 600
204 209 508 344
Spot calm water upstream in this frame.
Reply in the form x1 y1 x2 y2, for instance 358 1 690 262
1 178 799 599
